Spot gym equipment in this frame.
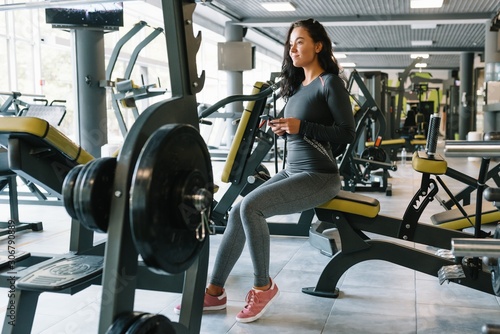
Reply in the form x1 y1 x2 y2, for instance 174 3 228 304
201 82 273 224
130 124 213 275
0 115 90 237
106 312 176 334
434 138 500 209
63 157 117 233
104 21 168 137
0 91 44 116
305 115 496 300
2 1 211 333
339 70 397 195
445 146 500 334
199 81 320 236
0 99 69 236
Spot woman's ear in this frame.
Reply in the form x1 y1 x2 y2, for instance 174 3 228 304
315 42 323 54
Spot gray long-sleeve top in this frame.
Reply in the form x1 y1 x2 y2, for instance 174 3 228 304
284 72 356 173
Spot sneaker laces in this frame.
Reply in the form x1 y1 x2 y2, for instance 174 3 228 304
244 289 260 309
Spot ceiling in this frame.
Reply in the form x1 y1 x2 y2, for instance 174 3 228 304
193 0 500 71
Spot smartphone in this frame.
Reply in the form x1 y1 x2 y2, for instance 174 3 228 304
260 114 274 121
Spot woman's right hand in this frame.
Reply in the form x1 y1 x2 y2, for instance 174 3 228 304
268 119 287 136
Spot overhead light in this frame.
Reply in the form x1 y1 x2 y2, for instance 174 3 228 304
411 23 437 29
411 54 429 59
415 63 428 68
410 0 443 9
334 53 347 58
261 2 296 12
340 62 356 67
411 40 433 46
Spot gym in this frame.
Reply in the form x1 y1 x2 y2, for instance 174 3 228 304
1 0 500 333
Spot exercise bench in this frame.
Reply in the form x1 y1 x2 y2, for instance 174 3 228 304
305 115 496 300
0 117 93 237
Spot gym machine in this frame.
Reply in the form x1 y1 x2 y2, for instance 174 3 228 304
305 115 497 301
445 143 500 334
199 81 317 236
104 21 168 137
339 70 397 196
0 98 68 237
0 91 45 116
1 1 214 333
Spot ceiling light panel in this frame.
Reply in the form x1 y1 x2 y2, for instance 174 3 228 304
411 40 433 46
411 23 438 29
261 2 296 12
410 0 444 9
410 54 430 58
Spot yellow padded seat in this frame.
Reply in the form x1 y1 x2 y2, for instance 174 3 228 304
317 190 380 218
412 151 447 175
0 117 93 165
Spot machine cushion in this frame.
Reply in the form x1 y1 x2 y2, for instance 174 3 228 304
412 151 447 175
0 117 93 164
431 202 500 230
317 190 380 218
365 138 406 147
221 82 266 183
410 139 426 146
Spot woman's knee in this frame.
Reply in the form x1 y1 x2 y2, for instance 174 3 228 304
239 197 263 220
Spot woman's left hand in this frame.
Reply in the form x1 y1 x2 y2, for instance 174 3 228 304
269 117 301 135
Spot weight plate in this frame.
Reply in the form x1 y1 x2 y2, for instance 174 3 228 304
126 314 175 334
130 124 213 275
74 157 117 233
106 312 146 334
62 164 84 219
72 161 93 225
361 146 387 164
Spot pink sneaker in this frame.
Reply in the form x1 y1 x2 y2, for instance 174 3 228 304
236 279 280 323
174 289 227 315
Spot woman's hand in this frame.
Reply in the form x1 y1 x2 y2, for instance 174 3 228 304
269 117 301 136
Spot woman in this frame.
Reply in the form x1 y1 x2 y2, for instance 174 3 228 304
176 18 355 323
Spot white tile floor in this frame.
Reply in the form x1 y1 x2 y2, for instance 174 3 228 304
1 142 500 333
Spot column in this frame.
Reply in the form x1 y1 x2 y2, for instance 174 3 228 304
224 22 245 146
72 28 107 158
458 52 474 139
483 24 500 133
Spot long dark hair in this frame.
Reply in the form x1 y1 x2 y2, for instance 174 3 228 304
279 18 342 101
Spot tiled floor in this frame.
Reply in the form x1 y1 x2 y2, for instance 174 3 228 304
1 141 500 333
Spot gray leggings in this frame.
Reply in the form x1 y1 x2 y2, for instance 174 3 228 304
209 169 341 287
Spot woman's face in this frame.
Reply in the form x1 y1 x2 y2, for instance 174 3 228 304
288 26 322 68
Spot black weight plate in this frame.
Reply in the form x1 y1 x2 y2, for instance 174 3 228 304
130 124 213 275
74 157 116 233
106 312 146 334
126 314 175 334
361 146 387 164
62 164 85 219
77 157 117 233
73 161 93 225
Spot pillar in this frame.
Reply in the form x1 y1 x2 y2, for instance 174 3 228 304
483 24 500 133
458 52 474 139
224 22 245 146
72 29 107 158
